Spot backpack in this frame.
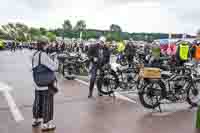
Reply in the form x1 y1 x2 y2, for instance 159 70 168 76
179 44 189 61
32 52 56 87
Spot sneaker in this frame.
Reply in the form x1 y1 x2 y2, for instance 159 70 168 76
88 94 93 98
32 119 42 127
42 123 56 132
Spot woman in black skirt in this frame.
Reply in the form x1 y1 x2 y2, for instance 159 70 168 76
32 41 58 131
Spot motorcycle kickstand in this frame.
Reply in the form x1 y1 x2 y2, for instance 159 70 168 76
156 96 162 113
158 104 162 113
152 105 162 113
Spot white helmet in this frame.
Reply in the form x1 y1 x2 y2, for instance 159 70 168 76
99 36 106 43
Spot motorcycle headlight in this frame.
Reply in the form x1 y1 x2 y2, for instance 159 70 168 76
94 57 98 62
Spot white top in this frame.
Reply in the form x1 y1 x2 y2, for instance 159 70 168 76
32 51 58 90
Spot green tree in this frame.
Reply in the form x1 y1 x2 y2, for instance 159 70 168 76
15 23 29 41
1 23 30 41
16 23 29 33
63 20 72 31
110 24 122 32
1 23 17 40
62 20 73 39
106 32 121 41
0 28 9 39
74 20 86 31
74 20 86 40
29 27 41 41
0 29 4 36
40 27 47 35
46 32 56 42
106 32 113 41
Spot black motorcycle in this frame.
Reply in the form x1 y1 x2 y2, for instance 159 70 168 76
138 66 198 110
96 64 118 95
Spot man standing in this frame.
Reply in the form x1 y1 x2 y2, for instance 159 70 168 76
80 42 84 53
61 42 65 52
87 37 110 98
125 41 136 67
11 42 16 52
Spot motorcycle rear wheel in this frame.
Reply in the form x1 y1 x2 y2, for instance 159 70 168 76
139 81 162 109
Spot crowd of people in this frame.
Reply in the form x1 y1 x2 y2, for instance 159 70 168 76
6 36 199 131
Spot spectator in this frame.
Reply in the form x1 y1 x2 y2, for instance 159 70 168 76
32 41 58 131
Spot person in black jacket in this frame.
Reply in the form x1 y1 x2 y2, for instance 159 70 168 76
80 42 84 53
11 42 16 52
87 37 110 98
87 42 101 98
102 43 111 65
125 41 136 67
85 45 89 54
61 42 65 52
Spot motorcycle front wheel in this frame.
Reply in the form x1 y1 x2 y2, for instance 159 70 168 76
187 79 200 106
97 70 119 95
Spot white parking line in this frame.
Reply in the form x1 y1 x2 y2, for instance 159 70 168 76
75 79 136 103
0 82 24 122
75 79 89 86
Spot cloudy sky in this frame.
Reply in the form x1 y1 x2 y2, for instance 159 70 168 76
0 0 199 34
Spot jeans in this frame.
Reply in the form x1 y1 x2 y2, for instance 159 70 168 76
88 64 101 96
126 55 134 67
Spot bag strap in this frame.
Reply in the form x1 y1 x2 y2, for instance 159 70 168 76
32 51 40 68
38 52 42 65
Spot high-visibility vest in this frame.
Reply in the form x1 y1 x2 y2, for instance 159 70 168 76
117 42 125 53
195 45 200 59
179 44 189 60
0 41 4 48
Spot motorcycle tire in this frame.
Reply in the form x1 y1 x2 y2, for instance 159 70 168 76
97 69 119 95
138 80 163 109
119 59 128 66
187 79 200 107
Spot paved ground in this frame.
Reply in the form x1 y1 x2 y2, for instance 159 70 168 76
0 49 199 133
